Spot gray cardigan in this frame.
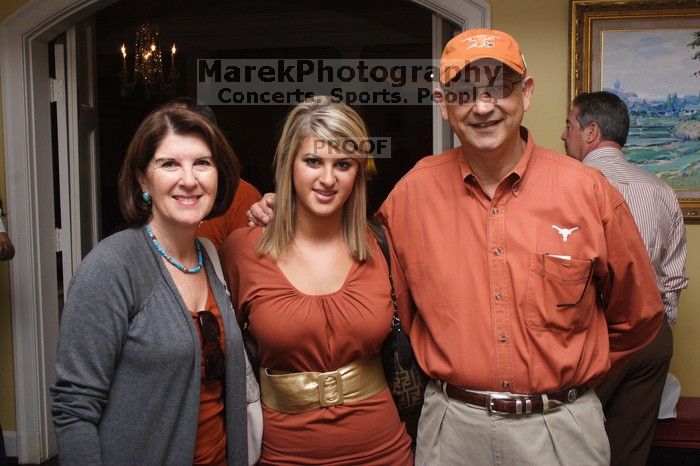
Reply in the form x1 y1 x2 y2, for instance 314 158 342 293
51 227 247 466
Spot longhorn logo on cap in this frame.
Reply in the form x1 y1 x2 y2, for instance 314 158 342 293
462 34 498 49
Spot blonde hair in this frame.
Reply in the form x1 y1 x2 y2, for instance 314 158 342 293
257 96 372 261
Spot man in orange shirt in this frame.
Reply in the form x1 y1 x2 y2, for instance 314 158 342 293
378 29 662 465
248 29 663 465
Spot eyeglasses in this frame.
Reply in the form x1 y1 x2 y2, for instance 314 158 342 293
556 259 595 308
196 310 225 380
444 79 523 105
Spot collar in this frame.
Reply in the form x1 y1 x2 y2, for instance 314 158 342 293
582 146 626 165
458 126 534 197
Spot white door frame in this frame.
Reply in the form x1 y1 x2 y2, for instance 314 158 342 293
54 39 76 296
0 0 488 462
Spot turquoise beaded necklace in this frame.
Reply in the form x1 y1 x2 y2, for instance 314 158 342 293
145 224 203 274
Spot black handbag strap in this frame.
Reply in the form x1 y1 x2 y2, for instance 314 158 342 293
371 222 392 275
371 222 400 328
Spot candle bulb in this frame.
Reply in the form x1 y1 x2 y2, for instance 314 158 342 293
171 44 176 70
120 44 127 71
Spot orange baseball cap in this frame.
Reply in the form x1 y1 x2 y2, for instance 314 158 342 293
440 28 527 84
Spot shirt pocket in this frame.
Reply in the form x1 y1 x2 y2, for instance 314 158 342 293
526 253 595 333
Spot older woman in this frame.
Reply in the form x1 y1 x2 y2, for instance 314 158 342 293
222 96 413 465
51 106 248 466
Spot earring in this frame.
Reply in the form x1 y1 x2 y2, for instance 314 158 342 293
142 191 152 204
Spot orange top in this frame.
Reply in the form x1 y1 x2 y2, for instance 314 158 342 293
377 128 663 394
190 282 227 466
198 179 262 249
221 227 413 465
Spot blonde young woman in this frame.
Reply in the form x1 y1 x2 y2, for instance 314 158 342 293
221 96 413 465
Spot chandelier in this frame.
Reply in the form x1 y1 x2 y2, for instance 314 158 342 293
119 22 178 98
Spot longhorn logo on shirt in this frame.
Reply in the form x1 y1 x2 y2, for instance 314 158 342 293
461 34 498 49
552 225 579 242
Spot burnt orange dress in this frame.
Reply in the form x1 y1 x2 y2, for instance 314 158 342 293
189 282 227 466
222 227 413 466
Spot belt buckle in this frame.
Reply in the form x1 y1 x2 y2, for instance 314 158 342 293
486 393 512 414
517 396 534 414
317 370 344 407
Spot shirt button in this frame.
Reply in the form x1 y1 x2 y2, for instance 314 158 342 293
502 380 510 389
493 248 502 256
499 335 507 343
491 207 499 215
495 291 503 300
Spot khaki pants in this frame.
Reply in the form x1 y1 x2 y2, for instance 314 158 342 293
416 381 610 466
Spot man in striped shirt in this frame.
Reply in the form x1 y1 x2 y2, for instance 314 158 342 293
562 90 689 466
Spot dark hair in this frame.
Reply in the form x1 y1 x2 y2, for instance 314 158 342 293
118 106 239 226
572 91 630 146
164 96 218 124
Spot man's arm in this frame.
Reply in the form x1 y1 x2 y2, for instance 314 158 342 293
229 182 263 230
0 206 15 261
656 204 689 325
198 179 263 248
599 186 664 368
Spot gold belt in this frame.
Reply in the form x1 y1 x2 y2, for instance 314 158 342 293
260 355 387 413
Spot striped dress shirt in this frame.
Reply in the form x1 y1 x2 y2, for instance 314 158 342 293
584 147 689 324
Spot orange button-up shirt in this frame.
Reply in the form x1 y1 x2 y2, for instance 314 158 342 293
377 128 663 394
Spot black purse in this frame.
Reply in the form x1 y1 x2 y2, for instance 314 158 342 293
373 223 427 416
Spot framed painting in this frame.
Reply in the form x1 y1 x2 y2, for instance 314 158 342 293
570 0 700 220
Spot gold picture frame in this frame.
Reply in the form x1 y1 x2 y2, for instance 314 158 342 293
570 0 700 220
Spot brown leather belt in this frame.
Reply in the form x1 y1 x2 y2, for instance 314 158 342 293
437 380 591 415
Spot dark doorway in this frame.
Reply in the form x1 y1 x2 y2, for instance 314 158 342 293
95 0 434 236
